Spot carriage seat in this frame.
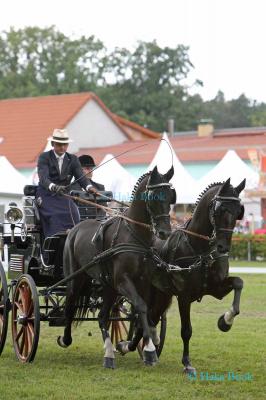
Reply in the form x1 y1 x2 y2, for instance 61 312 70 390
70 190 113 221
24 185 38 196
23 185 40 229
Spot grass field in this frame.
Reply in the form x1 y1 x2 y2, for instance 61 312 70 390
230 260 266 267
0 274 265 400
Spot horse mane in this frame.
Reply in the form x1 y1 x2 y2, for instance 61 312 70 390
130 171 151 202
190 181 225 217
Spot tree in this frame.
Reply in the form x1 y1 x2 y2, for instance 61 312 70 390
100 40 197 131
0 26 106 98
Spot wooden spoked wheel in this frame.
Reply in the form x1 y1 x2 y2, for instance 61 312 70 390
108 297 142 358
12 274 40 363
0 261 9 356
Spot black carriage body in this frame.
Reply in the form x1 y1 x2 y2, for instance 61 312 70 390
3 186 112 285
0 185 167 364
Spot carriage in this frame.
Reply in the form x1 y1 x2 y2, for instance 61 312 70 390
0 184 167 363
1 171 246 372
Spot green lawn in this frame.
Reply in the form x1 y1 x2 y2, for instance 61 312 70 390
230 260 266 267
0 274 265 399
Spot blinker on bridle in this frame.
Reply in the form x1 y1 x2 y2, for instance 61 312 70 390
210 195 242 237
145 182 174 230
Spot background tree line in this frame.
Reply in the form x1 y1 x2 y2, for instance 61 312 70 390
1 26 266 132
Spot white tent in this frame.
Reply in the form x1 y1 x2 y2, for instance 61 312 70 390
197 150 259 193
0 156 28 194
93 154 137 201
27 140 53 185
146 132 198 203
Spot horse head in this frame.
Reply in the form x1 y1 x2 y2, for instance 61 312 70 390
145 165 176 240
210 178 246 253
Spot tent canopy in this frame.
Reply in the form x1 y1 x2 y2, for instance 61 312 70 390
197 150 259 194
93 154 137 201
0 156 27 194
146 133 198 203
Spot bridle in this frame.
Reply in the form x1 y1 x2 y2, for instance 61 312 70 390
209 194 242 244
145 182 175 234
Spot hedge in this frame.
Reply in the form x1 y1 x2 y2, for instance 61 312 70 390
230 234 266 260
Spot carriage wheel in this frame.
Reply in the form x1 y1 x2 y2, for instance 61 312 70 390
0 261 9 356
11 274 40 363
108 297 142 358
127 311 167 358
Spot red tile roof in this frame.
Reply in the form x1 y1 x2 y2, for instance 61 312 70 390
77 130 266 166
0 92 159 168
114 115 160 139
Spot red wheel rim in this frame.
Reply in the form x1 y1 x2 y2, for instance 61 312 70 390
12 277 39 363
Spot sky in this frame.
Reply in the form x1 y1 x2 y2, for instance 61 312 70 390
1 0 266 103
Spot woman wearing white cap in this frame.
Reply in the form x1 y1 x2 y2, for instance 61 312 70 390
36 129 94 238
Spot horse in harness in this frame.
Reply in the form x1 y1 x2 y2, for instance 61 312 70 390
116 178 246 374
57 166 183 368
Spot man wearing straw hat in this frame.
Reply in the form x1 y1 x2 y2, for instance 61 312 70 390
36 129 95 238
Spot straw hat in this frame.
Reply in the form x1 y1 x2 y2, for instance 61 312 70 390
48 129 73 144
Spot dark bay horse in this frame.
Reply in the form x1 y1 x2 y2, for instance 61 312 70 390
58 166 182 368
116 178 246 374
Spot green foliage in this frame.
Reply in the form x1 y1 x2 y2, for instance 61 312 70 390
0 26 105 98
230 234 266 260
1 26 266 131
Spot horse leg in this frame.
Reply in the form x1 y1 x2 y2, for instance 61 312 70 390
117 276 157 366
116 322 143 355
57 280 80 348
98 287 117 369
117 288 167 356
178 296 196 375
216 276 243 332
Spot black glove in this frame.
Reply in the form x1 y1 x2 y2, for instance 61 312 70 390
51 185 67 195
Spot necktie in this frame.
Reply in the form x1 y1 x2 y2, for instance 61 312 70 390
58 157 63 173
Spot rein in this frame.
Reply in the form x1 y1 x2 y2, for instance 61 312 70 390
63 193 152 230
174 194 242 242
174 228 211 241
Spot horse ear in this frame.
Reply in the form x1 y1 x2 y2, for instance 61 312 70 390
235 179 246 195
164 165 174 182
218 178 231 194
150 166 159 183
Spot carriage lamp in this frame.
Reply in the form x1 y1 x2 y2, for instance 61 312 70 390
5 203 23 224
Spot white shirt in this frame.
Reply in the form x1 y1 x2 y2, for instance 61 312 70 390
54 152 65 173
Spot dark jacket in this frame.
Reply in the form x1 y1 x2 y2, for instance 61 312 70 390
38 150 91 191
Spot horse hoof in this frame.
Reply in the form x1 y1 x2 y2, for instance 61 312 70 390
103 357 115 369
143 350 158 366
116 341 129 356
218 315 232 332
183 366 196 376
57 336 71 348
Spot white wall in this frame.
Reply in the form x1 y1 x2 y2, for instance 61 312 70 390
67 99 126 153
